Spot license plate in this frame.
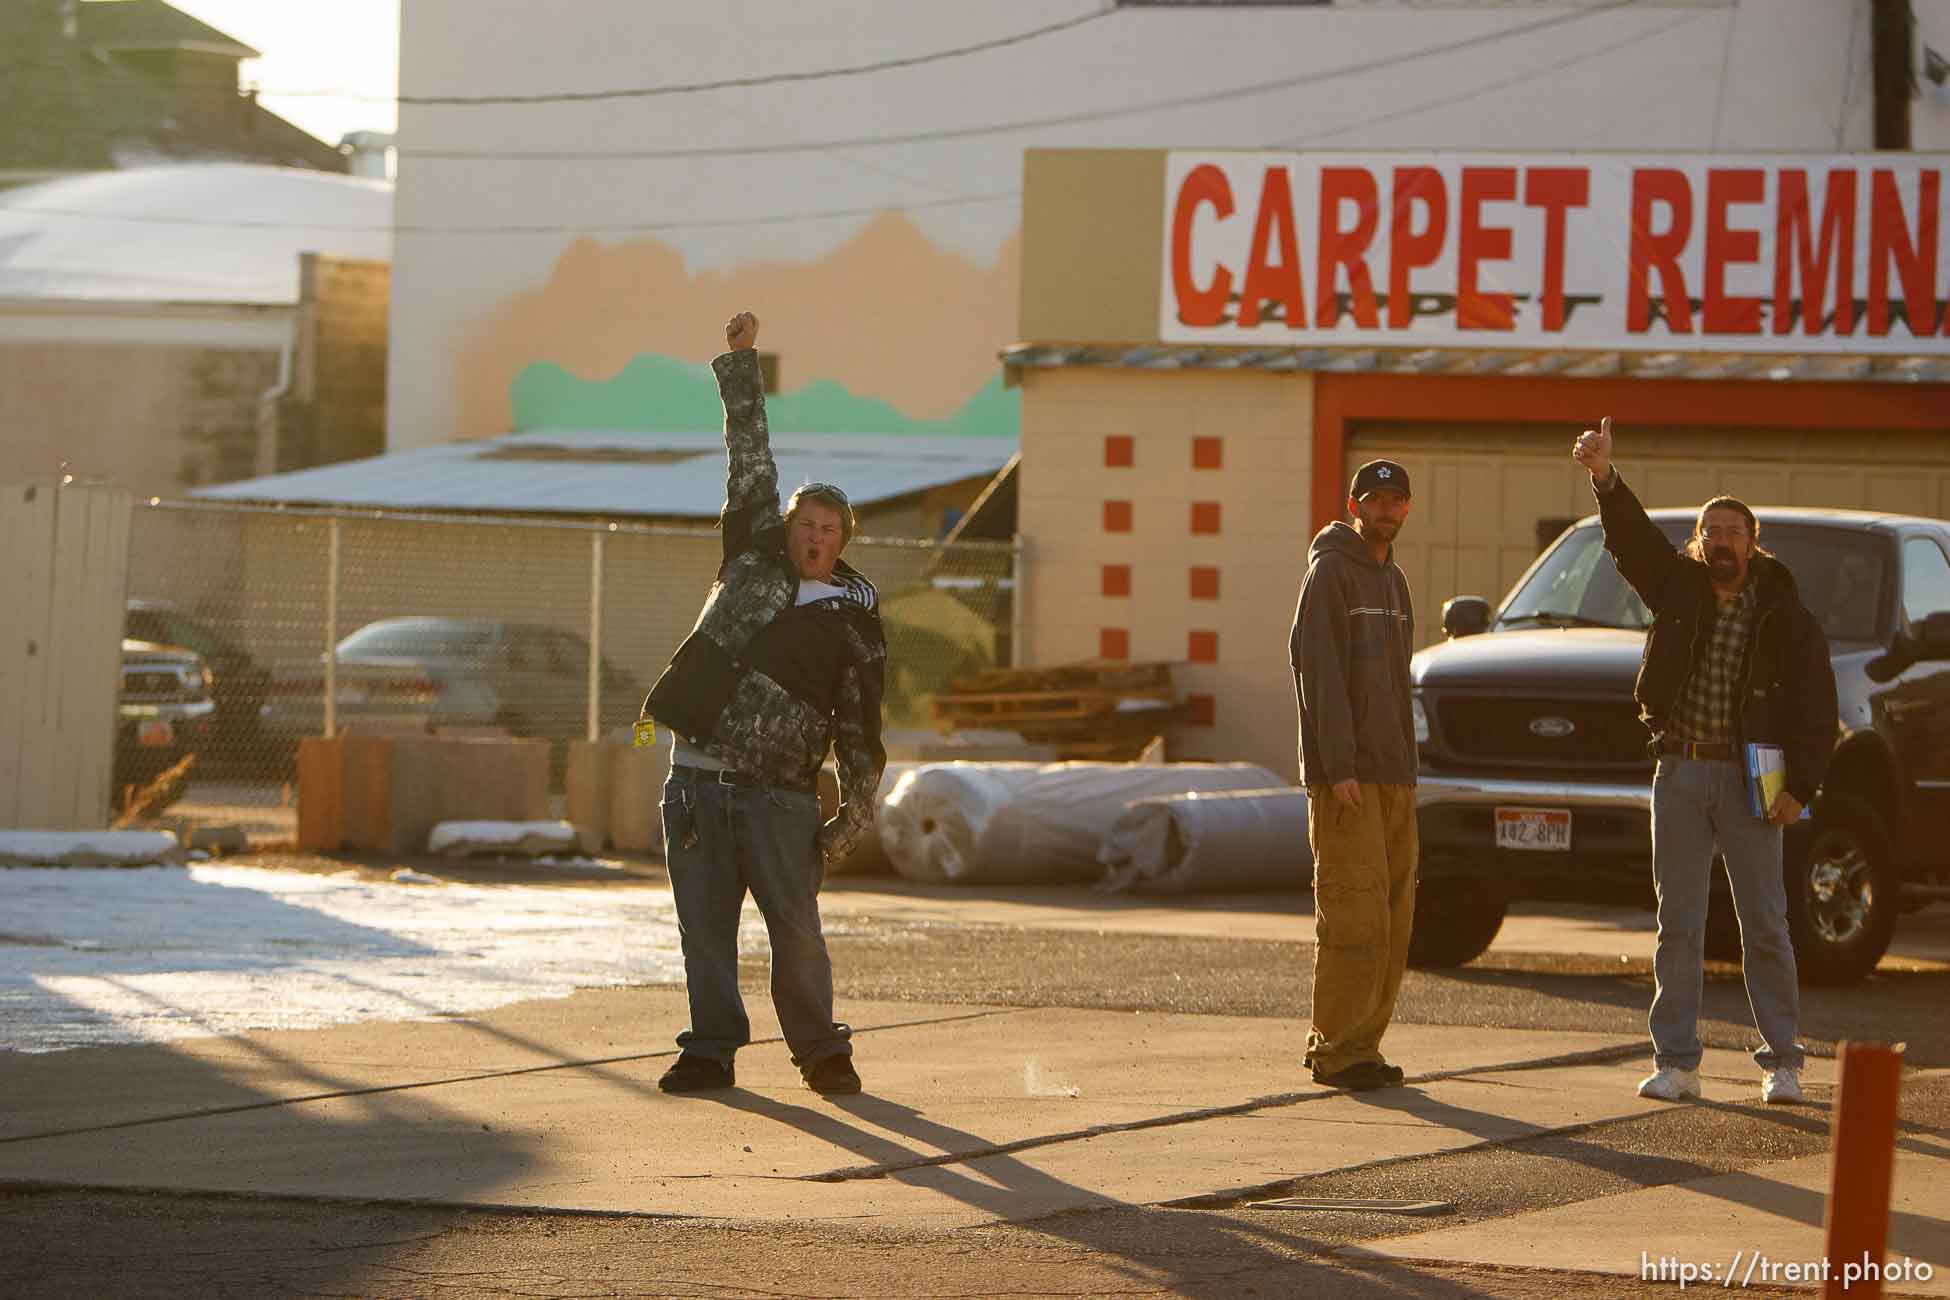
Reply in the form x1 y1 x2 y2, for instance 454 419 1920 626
1494 807 1571 851
136 718 174 748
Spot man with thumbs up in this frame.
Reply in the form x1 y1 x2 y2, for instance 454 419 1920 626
1575 418 1836 1107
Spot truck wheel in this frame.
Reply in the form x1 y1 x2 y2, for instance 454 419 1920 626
1407 880 1507 968
1784 794 1897 987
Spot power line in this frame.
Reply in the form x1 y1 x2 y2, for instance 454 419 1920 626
399 0 1645 161
0 8 1699 240
0 189 1020 237
1706 0 1740 148
1270 8 1713 146
245 7 1115 106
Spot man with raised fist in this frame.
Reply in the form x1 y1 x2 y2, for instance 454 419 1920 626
641 311 887 1099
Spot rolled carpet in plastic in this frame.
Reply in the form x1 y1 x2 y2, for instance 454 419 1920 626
878 761 1283 885
1098 786 1311 894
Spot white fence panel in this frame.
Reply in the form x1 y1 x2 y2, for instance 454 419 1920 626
0 478 130 829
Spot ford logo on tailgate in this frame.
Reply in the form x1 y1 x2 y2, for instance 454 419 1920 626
1528 716 1577 739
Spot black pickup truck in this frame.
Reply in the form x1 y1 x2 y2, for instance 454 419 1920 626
1408 507 1950 985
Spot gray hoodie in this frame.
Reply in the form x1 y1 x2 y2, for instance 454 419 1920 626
1290 520 1417 787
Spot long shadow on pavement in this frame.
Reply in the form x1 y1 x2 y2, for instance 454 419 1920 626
697 1084 1546 1299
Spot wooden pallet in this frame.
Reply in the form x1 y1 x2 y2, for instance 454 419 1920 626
932 687 1176 727
928 659 1185 760
948 660 1173 696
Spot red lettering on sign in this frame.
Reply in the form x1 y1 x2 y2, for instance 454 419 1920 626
1523 168 1588 332
1238 166 1305 328
1315 167 1379 328
1628 169 1693 334
1868 168 1940 337
1388 167 1446 329
1702 168 1765 334
1457 167 1516 330
1170 164 1235 328
1774 170 1856 336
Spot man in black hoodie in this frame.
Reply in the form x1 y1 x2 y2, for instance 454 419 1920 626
1575 418 1834 1107
1290 459 1418 1091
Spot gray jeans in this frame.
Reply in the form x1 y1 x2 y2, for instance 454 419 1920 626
662 771 852 1069
1650 756 1803 1072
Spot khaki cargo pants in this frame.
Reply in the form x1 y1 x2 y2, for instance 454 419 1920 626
1304 782 1417 1076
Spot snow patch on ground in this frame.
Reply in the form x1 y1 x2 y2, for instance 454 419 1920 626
0 864 722 1053
428 821 578 856
0 830 180 867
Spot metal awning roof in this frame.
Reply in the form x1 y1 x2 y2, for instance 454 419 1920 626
1002 344 1950 384
191 428 1017 519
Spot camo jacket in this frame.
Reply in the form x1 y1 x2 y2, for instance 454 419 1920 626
641 349 888 863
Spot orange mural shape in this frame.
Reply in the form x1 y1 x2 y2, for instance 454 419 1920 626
456 212 1023 440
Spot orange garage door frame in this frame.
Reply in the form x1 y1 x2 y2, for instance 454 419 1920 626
1311 373 1950 536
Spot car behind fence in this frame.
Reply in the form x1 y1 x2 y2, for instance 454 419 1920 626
124 501 1017 827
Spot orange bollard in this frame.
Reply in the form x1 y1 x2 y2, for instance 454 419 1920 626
1822 1040 1905 1300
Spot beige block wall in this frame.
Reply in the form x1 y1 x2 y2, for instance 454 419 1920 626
1018 149 1164 346
1018 366 1313 779
0 342 277 498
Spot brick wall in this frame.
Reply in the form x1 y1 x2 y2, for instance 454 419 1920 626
273 254 389 471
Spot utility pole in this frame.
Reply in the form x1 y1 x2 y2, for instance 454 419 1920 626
1871 0 1914 149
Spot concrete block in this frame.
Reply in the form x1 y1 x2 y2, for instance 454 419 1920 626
296 736 344 852
384 736 549 858
325 735 551 858
340 733 395 855
605 740 669 854
565 741 610 853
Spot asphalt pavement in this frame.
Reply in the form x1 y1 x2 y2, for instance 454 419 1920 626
2 865 1946 1298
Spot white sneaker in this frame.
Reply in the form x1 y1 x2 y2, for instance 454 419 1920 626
1762 1068 1804 1105
1637 1066 1702 1101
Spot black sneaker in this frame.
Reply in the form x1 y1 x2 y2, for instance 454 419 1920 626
1311 1060 1402 1091
658 1054 734 1093
801 1056 862 1096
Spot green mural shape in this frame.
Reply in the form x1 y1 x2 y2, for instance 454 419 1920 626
511 352 1018 436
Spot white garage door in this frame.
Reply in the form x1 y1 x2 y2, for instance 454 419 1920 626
1350 423 1950 649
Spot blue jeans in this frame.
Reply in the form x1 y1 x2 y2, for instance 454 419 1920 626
662 772 852 1069
1650 757 1803 1072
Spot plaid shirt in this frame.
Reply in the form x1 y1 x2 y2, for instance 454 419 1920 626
1667 580 1756 742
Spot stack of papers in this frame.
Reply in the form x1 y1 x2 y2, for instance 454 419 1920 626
1746 744 1810 820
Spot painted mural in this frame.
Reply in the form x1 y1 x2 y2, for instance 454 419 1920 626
458 212 1022 441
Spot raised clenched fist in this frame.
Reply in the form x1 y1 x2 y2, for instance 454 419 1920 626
725 311 759 352
1573 416 1613 482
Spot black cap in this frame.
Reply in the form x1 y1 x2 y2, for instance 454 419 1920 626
1350 459 1411 500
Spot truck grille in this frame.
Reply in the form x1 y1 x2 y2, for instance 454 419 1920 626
1434 695 1648 768
123 669 192 699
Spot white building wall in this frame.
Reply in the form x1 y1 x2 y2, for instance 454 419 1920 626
389 0 1947 451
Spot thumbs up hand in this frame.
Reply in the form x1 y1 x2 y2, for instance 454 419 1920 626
1573 416 1613 483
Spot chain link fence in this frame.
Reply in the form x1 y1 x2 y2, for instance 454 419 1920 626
120 501 1017 838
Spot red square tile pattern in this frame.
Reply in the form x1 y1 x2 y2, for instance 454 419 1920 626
1190 502 1221 534
1192 436 1223 469
1101 564 1131 597
1104 435 1134 468
1188 630 1218 663
1104 500 1133 533
1189 566 1220 599
1100 628 1130 660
